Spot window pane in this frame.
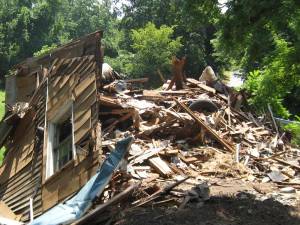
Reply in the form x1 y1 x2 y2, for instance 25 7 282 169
53 116 73 172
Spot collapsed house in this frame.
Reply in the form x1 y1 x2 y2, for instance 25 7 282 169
0 31 299 225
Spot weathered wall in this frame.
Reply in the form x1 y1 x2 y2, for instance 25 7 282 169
42 55 101 211
0 85 46 221
0 31 103 222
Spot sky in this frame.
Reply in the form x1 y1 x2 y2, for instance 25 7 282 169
218 0 228 13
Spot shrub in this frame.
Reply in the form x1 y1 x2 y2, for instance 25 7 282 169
284 116 300 147
130 22 182 86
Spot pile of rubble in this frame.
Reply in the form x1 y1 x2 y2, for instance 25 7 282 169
79 73 300 224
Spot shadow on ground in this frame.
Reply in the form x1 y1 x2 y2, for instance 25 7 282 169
114 193 300 225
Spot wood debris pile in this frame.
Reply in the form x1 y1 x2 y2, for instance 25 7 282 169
80 76 300 224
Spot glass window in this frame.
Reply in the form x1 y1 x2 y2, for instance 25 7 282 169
53 117 73 172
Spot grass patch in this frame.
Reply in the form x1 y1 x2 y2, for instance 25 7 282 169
0 90 5 164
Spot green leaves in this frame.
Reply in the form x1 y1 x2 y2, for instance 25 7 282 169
284 116 300 147
214 0 300 118
0 0 118 79
130 22 182 86
243 35 299 118
33 44 57 57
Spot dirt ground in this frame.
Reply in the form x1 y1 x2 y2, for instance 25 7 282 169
112 179 300 225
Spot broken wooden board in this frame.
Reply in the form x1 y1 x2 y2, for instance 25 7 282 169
186 78 216 94
148 156 173 177
175 99 235 153
0 201 19 220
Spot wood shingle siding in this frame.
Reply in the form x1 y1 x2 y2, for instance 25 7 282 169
0 31 103 222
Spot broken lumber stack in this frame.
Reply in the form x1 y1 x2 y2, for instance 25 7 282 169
81 75 300 224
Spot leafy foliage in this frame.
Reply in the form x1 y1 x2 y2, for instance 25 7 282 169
0 0 61 78
0 0 118 79
284 116 300 147
0 0 300 119
119 0 221 76
129 22 182 86
214 0 300 117
33 44 57 57
243 36 299 118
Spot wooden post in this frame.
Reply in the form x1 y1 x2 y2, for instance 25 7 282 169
157 69 166 83
93 122 102 163
175 98 235 153
29 197 34 222
94 31 103 91
267 104 279 134
167 56 186 90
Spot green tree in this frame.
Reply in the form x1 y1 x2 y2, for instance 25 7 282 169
0 0 61 80
213 0 300 117
0 0 119 81
118 0 221 77
129 22 182 86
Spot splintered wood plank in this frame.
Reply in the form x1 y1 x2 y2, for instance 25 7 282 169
74 93 96 121
186 78 216 94
49 73 72 97
49 58 68 78
78 59 95 76
178 154 198 163
0 202 17 219
74 80 96 106
47 79 79 121
57 57 78 76
51 75 75 101
197 83 216 94
175 99 235 153
47 92 71 121
74 118 91 144
254 130 270 136
148 157 173 177
67 56 90 75
73 74 95 98
79 61 96 81
74 109 91 132
47 74 79 108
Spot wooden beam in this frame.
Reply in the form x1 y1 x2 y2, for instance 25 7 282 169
148 157 173 177
271 157 300 171
175 98 235 153
267 104 279 133
124 77 149 83
157 69 166 83
73 184 139 225
0 201 18 220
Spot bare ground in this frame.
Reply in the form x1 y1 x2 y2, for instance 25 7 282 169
111 179 300 225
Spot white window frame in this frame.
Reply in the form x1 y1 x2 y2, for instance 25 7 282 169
45 87 76 179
